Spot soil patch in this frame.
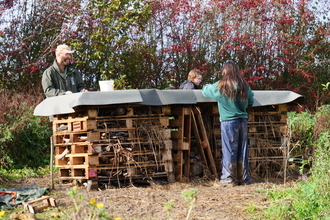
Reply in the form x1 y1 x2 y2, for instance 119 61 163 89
8 174 294 220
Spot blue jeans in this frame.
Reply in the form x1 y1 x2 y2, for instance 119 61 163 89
220 118 250 184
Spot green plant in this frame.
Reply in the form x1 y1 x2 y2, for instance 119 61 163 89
314 105 330 140
245 203 258 215
164 199 175 220
182 188 198 220
256 107 330 219
299 159 311 175
114 74 132 90
321 82 330 92
287 111 314 156
0 105 52 169
67 186 120 220
0 166 52 188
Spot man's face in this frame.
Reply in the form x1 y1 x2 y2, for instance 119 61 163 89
193 75 202 86
58 52 73 66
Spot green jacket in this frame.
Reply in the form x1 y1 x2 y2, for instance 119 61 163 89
202 81 254 122
42 60 85 98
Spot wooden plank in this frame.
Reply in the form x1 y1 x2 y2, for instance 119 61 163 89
59 176 89 180
171 107 191 181
191 109 208 172
66 153 92 157
171 130 183 139
278 104 287 112
87 155 99 165
72 168 87 177
182 142 190 150
71 145 86 154
170 107 185 115
70 157 84 165
182 112 191 181
169 119 183 127
192 107 217 176
172 140 183 151
55 156 68 166
172 150 183 181
162 140 175 183
23 196 56 213
162 106 172 115
212 105 219 115
87 109 98 118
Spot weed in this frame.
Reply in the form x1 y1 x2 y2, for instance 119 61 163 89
287 111 314 156
67 186 120 220
162 188 198 220
256 106 330 219
245 203 259 215
182 188 198 220
164 199 174 220
0 166 51 187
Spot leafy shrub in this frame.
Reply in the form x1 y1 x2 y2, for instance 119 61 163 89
0 93 52 169
287 111 314 156
255 107 330 219
314 105 330 140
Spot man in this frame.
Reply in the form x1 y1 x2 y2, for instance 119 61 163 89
179 69 202 90
42 44 88 98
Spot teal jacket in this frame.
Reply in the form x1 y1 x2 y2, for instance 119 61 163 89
202 82 254 122
42 60 85 98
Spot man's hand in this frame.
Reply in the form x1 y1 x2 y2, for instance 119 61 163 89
65 91 73 95
81 89 88 92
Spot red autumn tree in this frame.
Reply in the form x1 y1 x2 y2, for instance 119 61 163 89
0 0 329 110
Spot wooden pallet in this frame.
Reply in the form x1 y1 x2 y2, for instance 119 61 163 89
23 196 56 213
53 105 175 185
169 107 191 182
191 107 217 176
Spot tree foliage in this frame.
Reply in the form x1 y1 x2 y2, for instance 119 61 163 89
0 0 329 109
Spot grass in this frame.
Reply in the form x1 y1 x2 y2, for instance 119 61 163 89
249 106 330 219
0 166 51 188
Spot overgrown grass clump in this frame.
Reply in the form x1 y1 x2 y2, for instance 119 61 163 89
253 105 330 219
287 110 314 156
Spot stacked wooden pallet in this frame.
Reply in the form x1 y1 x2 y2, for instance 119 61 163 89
169 106 191 182
210 103 289 178
52 105 175 187
52 102 290 185
247 104 289 177
169 106 217 182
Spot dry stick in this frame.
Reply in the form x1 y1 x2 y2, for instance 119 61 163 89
283 129 290 185
282 127 299 184
186 197 196 220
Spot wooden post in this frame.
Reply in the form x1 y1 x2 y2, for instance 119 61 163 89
50 136 54 190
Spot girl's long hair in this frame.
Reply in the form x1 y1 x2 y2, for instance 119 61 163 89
217 60 249 102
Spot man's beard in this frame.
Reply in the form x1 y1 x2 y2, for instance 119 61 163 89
62 58 71 66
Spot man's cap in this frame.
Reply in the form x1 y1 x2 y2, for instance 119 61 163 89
56 44 74 54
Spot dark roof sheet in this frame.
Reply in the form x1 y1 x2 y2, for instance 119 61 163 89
34 89 303 116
